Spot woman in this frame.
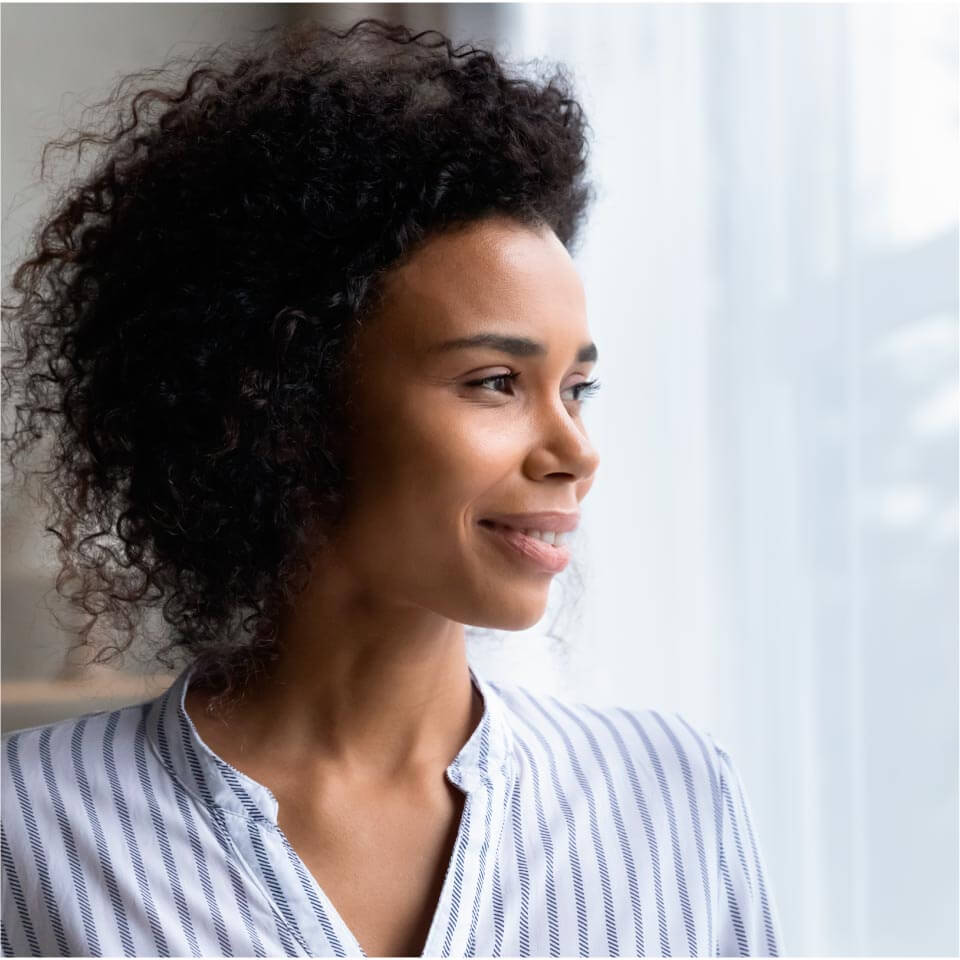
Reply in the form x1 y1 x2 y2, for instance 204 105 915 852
0 18 783 958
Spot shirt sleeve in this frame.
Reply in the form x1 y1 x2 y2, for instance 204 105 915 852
709 734 786 957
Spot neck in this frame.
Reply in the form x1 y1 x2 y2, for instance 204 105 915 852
184 577 482 788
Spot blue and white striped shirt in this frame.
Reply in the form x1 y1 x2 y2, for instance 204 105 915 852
1 661 784 957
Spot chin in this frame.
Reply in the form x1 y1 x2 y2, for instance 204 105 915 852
469 595 550 633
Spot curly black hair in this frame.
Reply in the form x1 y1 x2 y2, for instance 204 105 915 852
1 17 594 704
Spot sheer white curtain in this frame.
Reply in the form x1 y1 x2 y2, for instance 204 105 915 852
456 3 958 956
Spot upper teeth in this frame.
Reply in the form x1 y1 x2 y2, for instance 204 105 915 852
486 521 569 547
519 528 567 547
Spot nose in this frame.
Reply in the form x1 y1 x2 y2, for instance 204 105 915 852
525 399 601 483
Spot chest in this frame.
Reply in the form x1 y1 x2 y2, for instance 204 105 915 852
274 781 467 958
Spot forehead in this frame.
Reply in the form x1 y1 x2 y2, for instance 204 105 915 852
373 217 588 354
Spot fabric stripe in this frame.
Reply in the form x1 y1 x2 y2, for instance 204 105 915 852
731 767 780 955
512 727 561 955
70 717 135 955
676 712 726 952
598 706 671 954
507 693 591 956
656 711 716 952
508 777 532 956
465 720 494 956
210 809 269 958
529 694 619 956
5 734 69 955
279 835 350 957
38 726 101 955
572 703 645 957
1 821 40 956
491 843 505 957
104 711 169 955
440 785 474 956
620 707 699 956
153 699 233 955
133 717 200 955
215 758 308 954
176 711 268 957
243 819 303 955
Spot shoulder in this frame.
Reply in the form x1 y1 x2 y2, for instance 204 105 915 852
489 678 726 810
2 700 147 771
1 702 150 846
488 677 725 777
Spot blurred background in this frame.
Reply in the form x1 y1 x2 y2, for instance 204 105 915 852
2 2 957 955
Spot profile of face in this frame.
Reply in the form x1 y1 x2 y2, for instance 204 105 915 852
329 215 601 632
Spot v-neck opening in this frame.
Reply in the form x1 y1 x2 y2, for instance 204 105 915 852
271 782 479 959
261 679 487 958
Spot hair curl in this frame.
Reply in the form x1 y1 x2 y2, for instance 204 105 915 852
1 17 594 704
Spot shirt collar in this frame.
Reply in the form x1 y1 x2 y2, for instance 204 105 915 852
145 658 517 825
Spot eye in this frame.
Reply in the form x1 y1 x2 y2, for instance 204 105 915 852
564 378 602 404
465 373 602 405
466 372 521 394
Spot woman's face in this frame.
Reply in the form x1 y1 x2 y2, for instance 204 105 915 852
333 215 601 631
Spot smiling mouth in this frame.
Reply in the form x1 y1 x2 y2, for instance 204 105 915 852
478 520 571 573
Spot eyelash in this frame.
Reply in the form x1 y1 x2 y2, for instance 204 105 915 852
466 372 602 404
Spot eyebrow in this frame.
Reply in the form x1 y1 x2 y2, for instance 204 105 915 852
429 333 598 364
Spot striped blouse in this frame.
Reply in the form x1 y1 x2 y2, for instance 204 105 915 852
1 661 784 957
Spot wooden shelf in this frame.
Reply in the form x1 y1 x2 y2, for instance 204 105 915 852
1 671 177 735
2 673 174 703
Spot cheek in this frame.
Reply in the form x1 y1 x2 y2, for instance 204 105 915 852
349 394 525 543
403 434 516 557
392 403 517 489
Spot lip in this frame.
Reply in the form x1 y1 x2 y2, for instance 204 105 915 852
479 511 580 533
479 521 571 574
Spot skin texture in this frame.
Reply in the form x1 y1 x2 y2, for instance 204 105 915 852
184 215 600 955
